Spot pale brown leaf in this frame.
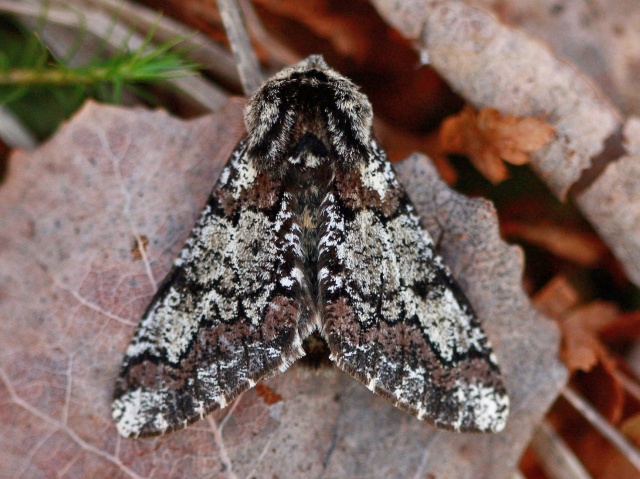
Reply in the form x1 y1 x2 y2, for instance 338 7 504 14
0 101 566 479
533 278 618 373
578 118 640 288
478 0 640 117
533 275 580 320
371 0 621 198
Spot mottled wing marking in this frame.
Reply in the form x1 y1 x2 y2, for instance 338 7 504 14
319 142 509 432
112 142 309 437
114 55 509 437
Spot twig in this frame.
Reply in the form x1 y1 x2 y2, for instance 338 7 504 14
216 0 263 96
562 387 640 472
614 370 640 404
531 420 593 479
0 106 37 149
238 0 301 67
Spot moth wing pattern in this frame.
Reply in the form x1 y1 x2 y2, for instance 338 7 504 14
113 55 510 438
319 142 509 432
112 141 310 437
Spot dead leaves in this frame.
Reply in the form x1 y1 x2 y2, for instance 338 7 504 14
534 276 640 424
534 276 640 478
534 276 617 375
439 106 555 184
535 276 640 377
376 105 556 187
559 302 619 374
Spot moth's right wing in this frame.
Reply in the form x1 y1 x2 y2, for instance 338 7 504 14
113 141 310 437
318 145 509 432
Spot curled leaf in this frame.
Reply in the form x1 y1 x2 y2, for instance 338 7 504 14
559 302 619 373
533 277 617 374
534 277 625 422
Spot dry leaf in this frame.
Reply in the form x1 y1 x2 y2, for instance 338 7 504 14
534 277 628 423
439 106 555 184
533 278 618 373
480 0 640 117
559 302 619 373
532 275 580 320
620 414 640 448
578 119 640 288
0 101 566 479
372 0 620 199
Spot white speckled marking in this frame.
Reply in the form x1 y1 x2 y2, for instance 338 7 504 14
112 388 170 437
452 380 510 432
359 160 388 200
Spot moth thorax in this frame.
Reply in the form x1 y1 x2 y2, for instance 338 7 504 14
245 67 375 173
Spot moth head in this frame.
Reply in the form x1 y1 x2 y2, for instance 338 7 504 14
244 55 374 173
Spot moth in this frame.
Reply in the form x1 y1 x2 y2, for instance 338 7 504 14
113 55 509 437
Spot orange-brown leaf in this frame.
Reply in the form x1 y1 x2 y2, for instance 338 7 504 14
559 302 619 373
620 414 640 448
439 106 555 183
533 278 618 374
254 384 284 405
532 275 580 320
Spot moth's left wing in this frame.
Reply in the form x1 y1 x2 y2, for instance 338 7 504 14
319 143 509 432
112 142 310 437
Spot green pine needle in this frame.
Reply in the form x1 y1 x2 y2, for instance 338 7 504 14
0 15 200 139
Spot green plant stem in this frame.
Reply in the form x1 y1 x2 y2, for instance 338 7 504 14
0 66 190 86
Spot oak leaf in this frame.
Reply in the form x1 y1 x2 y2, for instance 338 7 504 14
559 303 619 374
534 277 628 424
533 277 617 374
439 106 555 183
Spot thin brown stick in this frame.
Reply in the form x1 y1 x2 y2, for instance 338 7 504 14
531 420 593 479
563 387 640 472
216 0 263 96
